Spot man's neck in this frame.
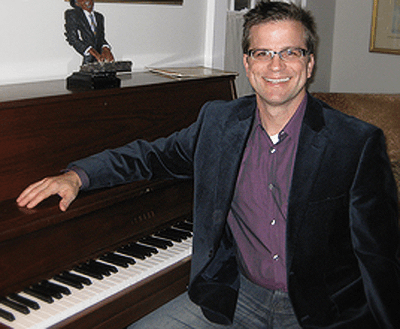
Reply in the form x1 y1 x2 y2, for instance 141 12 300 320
257 93 306 136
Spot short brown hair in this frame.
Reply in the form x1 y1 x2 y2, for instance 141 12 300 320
242 1 318 56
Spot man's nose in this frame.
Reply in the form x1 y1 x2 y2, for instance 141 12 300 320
268 55 286 70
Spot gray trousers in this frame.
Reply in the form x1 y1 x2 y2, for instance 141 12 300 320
128 274 301 328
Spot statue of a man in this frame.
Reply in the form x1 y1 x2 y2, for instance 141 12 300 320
65 0 115 64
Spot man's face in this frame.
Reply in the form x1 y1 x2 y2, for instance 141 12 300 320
76 0 94 12
243 20 314 112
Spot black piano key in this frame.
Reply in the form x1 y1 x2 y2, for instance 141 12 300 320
117 247 146 260
139 236 173 249
54 271 92 288
89 260 118 274
54 274 84 289
85 260 112 276
166 227 192 238
23 287 53 303
117 243 157 259
31 283 62 300
0 307 15 322
155 230 182 242
0 297 30 315
8 293 40 310
131 242 158 255
99 253 135 268
63 271 92 285
173 221 193 232
74 264 104 280
40 280 71 296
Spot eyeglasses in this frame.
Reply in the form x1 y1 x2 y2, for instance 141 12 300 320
247 48 309 61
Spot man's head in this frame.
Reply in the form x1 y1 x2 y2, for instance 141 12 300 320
242 1 317 112
71 0 94 12
242 1 318 57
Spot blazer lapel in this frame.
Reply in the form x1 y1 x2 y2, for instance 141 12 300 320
286 94 329 270
214 97 256 217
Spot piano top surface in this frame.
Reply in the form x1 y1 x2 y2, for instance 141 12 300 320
0 68 236 106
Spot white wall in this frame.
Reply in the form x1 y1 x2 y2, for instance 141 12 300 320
330 0 400 93
205 0 228 69
307 0 336 92
0 0 208 85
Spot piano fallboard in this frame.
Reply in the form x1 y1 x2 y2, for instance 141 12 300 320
0 70 237 328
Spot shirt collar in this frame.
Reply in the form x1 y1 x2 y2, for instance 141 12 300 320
253 94 308 140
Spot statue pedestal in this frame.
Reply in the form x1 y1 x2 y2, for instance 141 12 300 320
66 61 132 90
66 72 120 90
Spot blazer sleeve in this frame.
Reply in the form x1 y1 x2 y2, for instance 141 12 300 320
67 105 208 190
349 128 400 328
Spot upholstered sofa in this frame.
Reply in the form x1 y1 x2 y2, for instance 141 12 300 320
312 93 400 207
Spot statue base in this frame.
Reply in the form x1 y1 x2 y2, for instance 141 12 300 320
66 72 121 90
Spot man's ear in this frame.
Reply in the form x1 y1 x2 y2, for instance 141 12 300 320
243 54 250 74
307 53 315 79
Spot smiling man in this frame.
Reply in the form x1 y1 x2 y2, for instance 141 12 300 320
64 0 114 64
17 1 399 328
243 19 314 136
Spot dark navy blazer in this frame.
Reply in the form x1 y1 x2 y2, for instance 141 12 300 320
71 94 400 328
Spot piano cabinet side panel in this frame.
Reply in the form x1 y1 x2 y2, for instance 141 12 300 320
0 180 193 297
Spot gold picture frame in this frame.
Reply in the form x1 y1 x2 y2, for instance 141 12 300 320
65 0 183 5
370 0 400 55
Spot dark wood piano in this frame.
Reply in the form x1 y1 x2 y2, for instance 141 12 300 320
0 69 237 329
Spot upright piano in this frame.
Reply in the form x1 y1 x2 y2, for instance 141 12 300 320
0 69 237 329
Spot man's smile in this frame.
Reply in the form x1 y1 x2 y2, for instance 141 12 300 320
263 77 291 84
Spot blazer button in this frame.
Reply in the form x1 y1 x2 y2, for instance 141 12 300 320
208 249 213 258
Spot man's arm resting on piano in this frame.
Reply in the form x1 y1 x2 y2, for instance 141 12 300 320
16 169 82 212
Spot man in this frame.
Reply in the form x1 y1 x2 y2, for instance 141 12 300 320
17 1 399 328
65 0 114 64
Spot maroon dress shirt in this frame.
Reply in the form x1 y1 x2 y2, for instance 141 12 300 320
227 95 307 291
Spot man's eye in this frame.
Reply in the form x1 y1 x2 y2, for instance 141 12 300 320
256 51 268 57
286 49 300 57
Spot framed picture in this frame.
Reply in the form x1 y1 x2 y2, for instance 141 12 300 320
370 0 400 55
65 0 183 4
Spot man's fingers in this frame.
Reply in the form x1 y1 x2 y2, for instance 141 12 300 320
16 172 81 211
16 179 47 204
17 178 60 209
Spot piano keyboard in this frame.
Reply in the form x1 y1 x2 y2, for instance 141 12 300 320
0 221 193 329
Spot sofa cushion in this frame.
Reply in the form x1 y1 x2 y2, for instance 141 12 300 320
312 93 400 163
392 162 400 194
312 93 400 198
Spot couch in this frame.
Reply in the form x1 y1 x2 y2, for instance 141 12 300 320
312 93 400 205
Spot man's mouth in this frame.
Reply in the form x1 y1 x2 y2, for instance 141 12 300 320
264 77 290 84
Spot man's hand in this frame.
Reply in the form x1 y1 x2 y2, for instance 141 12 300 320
16 171 82 212
100 47 114 62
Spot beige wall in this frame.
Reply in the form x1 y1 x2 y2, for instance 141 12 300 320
329 0 400 93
